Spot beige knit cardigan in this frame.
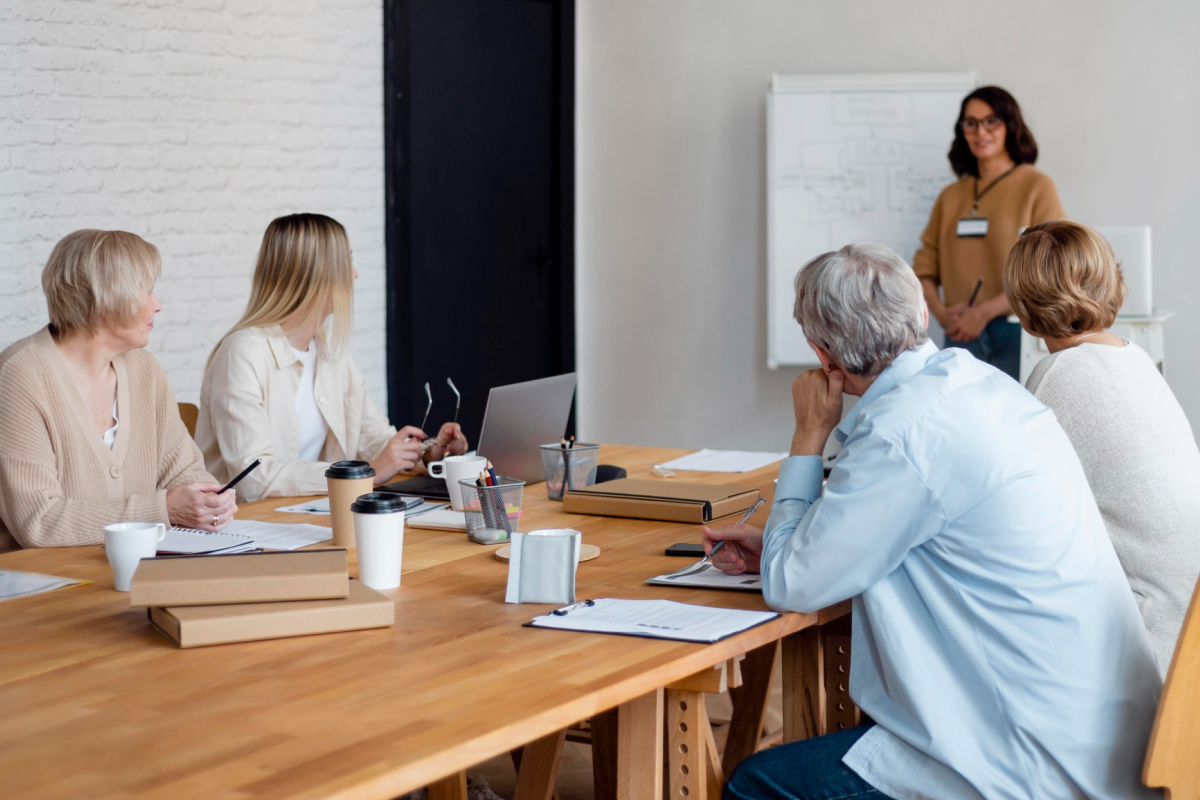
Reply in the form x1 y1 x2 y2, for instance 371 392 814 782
0 327 214 552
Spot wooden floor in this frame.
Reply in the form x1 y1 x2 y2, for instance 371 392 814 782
470 657 785 799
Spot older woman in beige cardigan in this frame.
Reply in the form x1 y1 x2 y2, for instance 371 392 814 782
0 230 236 552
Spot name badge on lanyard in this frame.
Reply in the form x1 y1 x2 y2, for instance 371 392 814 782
957 218 988 238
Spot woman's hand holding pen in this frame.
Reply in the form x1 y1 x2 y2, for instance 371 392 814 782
945 305 990 342
167 482 237 532
701 524 764 575
372 426 425 483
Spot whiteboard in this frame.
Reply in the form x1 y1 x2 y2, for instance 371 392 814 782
767 72 977 367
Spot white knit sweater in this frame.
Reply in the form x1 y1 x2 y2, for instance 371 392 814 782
1028 342 1200 674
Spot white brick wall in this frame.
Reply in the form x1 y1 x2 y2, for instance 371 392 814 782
0 0 388 408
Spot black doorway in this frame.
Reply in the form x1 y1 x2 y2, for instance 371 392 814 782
383 0 575 446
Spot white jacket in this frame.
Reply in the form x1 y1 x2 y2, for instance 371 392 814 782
196 326 395 501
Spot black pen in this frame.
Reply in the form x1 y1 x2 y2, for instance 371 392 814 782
220 459 261 494
967 278 984 307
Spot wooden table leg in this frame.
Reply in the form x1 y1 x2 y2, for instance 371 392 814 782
427 771 468 800
514 729 567 800
782 627 824 743
821 616 859 734
616 688 663 800
722 641 778 775
592 707 619 800
666 688 724 800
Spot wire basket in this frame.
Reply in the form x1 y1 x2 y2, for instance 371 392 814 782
458 477 525 544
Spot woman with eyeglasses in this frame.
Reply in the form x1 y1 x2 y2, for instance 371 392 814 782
195 213 468 502
912 86 1065 379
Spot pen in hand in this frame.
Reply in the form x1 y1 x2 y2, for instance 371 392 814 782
219 458 261 495
709 496 768 560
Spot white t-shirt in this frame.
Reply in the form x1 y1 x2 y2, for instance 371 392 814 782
103 398 118 449
292 341 328 461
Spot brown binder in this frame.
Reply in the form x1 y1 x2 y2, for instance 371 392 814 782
562 479 760 524
148 579 394 648
130 549 349 608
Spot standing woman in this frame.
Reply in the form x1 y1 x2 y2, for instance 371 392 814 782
196 213 467 502
913 86 1065 379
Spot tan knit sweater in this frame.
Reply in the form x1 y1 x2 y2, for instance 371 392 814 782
0 327 214 552
912 164 1065 308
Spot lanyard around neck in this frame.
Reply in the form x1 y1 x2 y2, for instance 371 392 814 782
972 165 1017 216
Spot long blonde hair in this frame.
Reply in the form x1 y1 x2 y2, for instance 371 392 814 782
214 214 354 361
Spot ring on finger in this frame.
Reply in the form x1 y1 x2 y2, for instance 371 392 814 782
212 514 220 526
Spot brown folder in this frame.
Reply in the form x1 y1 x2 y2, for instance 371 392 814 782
148 579 394 648
130 549 349 608
562 479 760 524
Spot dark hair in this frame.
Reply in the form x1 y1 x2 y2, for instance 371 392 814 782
948 86 1038 178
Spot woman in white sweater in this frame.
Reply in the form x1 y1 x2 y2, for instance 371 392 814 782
1006 220 1200 673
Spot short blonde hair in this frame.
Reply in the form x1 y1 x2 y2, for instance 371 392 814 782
214 214 353 360
42 230 162 338
1004 221 1126 340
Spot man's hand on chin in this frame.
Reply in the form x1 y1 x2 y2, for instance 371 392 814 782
790 367 845 457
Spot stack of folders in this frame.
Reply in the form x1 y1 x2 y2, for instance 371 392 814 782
128 550 394 648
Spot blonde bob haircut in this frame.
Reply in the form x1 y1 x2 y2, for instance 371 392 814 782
1004 220 1126 340
42 229 162 339
216 213 354 359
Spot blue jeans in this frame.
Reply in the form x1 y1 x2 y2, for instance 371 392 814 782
724 725 891 800
945 317 1021 380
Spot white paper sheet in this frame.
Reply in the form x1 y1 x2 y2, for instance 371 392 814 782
275 497 331 515
646 562 763 592
658 449 788 473
528 597 778 643
0 569 85 601
224 519 332 550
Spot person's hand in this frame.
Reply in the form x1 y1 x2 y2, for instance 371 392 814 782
946 306 989 342
790 368 844 456
701 524 764 575
942 301 968 328
166 482 238 532
423 422 468 462
371 426 425 483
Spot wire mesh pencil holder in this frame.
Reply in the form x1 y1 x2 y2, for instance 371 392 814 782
458 477 525 544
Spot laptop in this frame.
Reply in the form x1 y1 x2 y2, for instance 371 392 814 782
383 372 577 496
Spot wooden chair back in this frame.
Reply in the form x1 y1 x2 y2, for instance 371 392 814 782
177 402 199 439
1144 575 1200 799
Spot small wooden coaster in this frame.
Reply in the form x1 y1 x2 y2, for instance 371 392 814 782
494 543 601 563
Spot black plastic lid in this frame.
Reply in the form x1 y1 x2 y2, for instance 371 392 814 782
325 460 375 480
350 492 408 514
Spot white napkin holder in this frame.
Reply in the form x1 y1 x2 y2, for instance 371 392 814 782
504 529 582 604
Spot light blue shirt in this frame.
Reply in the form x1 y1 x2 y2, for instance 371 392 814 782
761 341 1162 800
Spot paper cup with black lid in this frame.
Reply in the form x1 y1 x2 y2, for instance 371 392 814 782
326 460 376 548
351 492 406 590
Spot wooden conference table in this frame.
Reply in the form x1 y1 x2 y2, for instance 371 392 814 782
0 444 852 800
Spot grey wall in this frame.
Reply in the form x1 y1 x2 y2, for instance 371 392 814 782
576 0 1200 450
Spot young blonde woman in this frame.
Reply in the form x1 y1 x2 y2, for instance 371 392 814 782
1006 220 1200 674
197 214 467 502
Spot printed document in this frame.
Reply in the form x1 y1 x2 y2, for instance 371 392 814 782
528 597 778 643
658 449 788 473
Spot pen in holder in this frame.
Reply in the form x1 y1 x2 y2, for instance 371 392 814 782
540 442 601 501
458 477 524 544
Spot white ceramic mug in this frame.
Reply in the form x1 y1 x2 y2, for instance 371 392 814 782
104 521 165 592
427 454 487 511
351 493 406 590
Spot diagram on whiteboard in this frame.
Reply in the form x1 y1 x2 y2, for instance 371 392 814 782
768 75 975 367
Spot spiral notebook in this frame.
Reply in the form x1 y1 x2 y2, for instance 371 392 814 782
158 527 257 555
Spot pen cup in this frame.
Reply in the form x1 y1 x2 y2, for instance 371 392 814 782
539 443 600 500
325 460 376 548
458 477 525 545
